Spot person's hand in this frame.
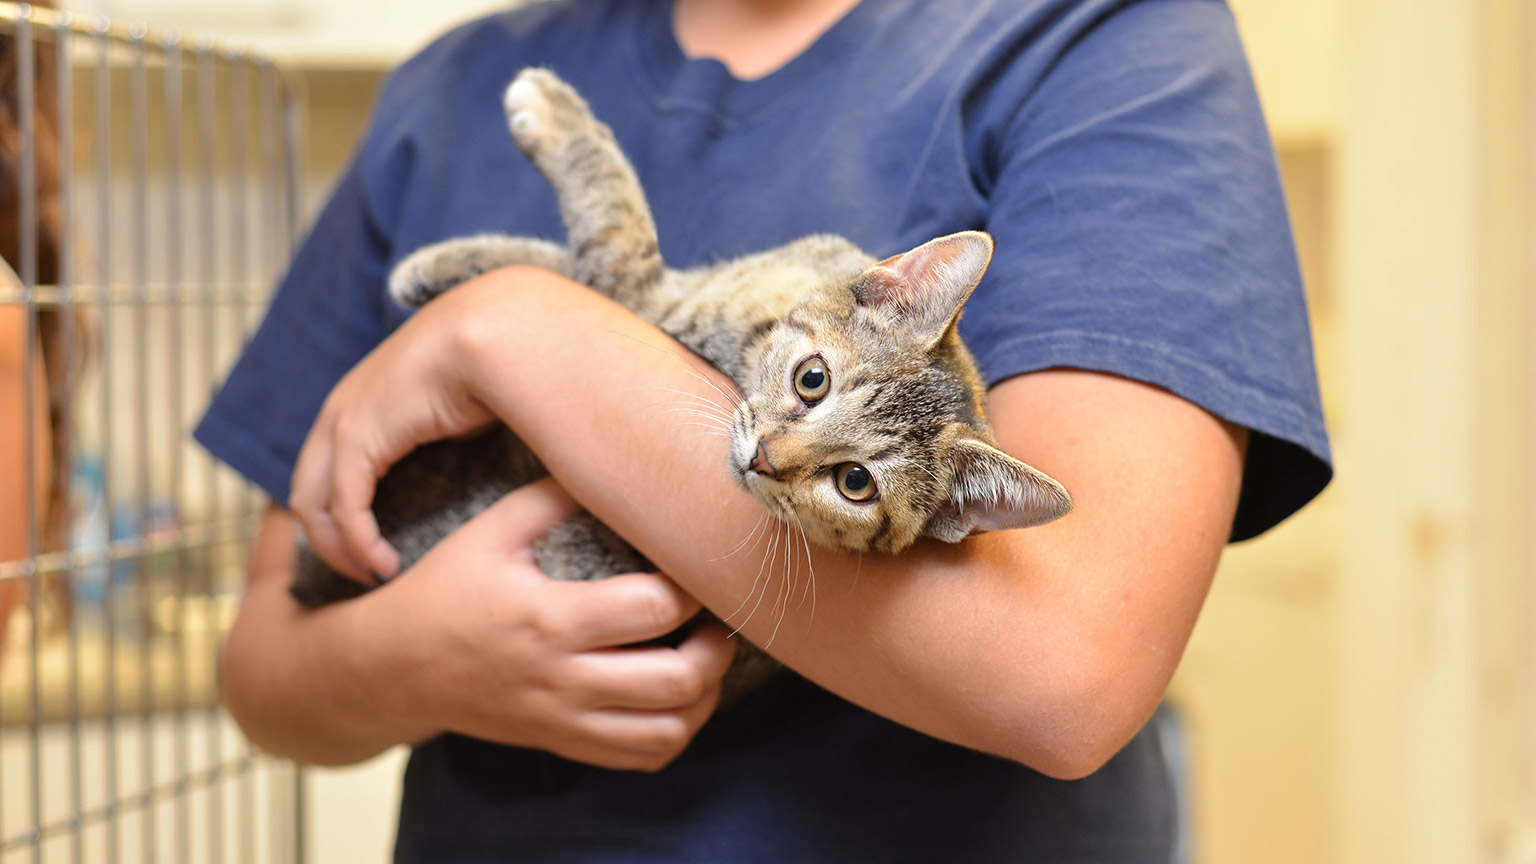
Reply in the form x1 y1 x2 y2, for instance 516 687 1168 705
290 277 507 583
357 477 736 771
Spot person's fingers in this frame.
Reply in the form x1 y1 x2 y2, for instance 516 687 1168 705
569 649 705 711
573 626 736 711
568 642 728 770
303 511 377 585
473 477 586 550
329 429 400 578
568 710 705 773
678 620 737 683
553 571 705 651
289 419 374 584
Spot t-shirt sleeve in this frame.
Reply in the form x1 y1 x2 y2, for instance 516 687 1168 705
960 0 1332 540
192 152 399 506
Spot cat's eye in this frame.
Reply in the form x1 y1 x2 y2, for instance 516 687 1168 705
834 463 878 502
793 355 831 403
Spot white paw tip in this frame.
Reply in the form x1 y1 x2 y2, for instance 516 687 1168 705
503 76 543 116
386 263 425 306
509 110 540 139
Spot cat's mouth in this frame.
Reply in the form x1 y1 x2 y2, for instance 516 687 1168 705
729 433 762 483
736 461 781 496
729 430 793 517
732 459 793 519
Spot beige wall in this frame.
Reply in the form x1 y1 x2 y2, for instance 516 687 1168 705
1175 2 1536 863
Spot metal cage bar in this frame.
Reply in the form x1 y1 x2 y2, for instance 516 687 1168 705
0 3 304 861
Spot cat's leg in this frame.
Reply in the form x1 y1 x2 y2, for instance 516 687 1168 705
503 69 665 309
388 234 572 308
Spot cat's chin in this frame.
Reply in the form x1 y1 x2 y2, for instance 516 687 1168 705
734 471 787 517
735 479 873 553
728 439 774 499
734 471 824 539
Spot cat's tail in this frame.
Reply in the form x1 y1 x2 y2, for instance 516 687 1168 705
387 234 572 307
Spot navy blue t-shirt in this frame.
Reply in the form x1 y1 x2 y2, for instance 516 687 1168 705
196 0 1332 860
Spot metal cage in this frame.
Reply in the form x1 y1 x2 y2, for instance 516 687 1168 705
0 2 302 861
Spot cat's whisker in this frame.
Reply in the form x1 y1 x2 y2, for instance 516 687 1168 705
676 363 744 410
728 517 782 639
747 514 775 559
792 515 817 623
757 520 790 648
631 385 736 420
723 513 768 561
658 404 733 424
636 383 733 408
670 422 732 437
637 410 731 437
666 418 729 432
657 399 734 418
776 515 794 617
766 521 795 650
657 404 732 424
724 518 772 572
605 330 743 408
710 512 768 562
771 520 792 620
639 390 736 440
762 520 791 636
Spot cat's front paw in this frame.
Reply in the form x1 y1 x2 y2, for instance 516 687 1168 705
388 250 435 308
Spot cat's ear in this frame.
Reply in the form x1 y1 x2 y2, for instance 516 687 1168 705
854 231 995 350
924 439 1072 542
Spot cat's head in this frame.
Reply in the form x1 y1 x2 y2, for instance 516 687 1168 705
727 231 1072 554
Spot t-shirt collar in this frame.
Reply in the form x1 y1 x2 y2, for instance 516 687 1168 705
632 0 878 127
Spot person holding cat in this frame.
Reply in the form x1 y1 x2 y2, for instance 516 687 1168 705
197 0 1332 860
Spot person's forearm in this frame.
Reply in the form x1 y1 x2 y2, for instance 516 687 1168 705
1 307 51 559
221 507 435 765
454 267 1241 778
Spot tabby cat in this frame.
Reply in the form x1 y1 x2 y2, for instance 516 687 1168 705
291 68 1072 701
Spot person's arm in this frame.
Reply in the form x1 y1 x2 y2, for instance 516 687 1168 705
1 308 30 557
221 479 735 769
294 268 1245 779
0 306 51 649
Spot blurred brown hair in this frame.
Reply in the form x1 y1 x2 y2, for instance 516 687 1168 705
1 0 76 637
0 0 80 645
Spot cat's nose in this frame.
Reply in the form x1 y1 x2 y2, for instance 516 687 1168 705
751 440 779 479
